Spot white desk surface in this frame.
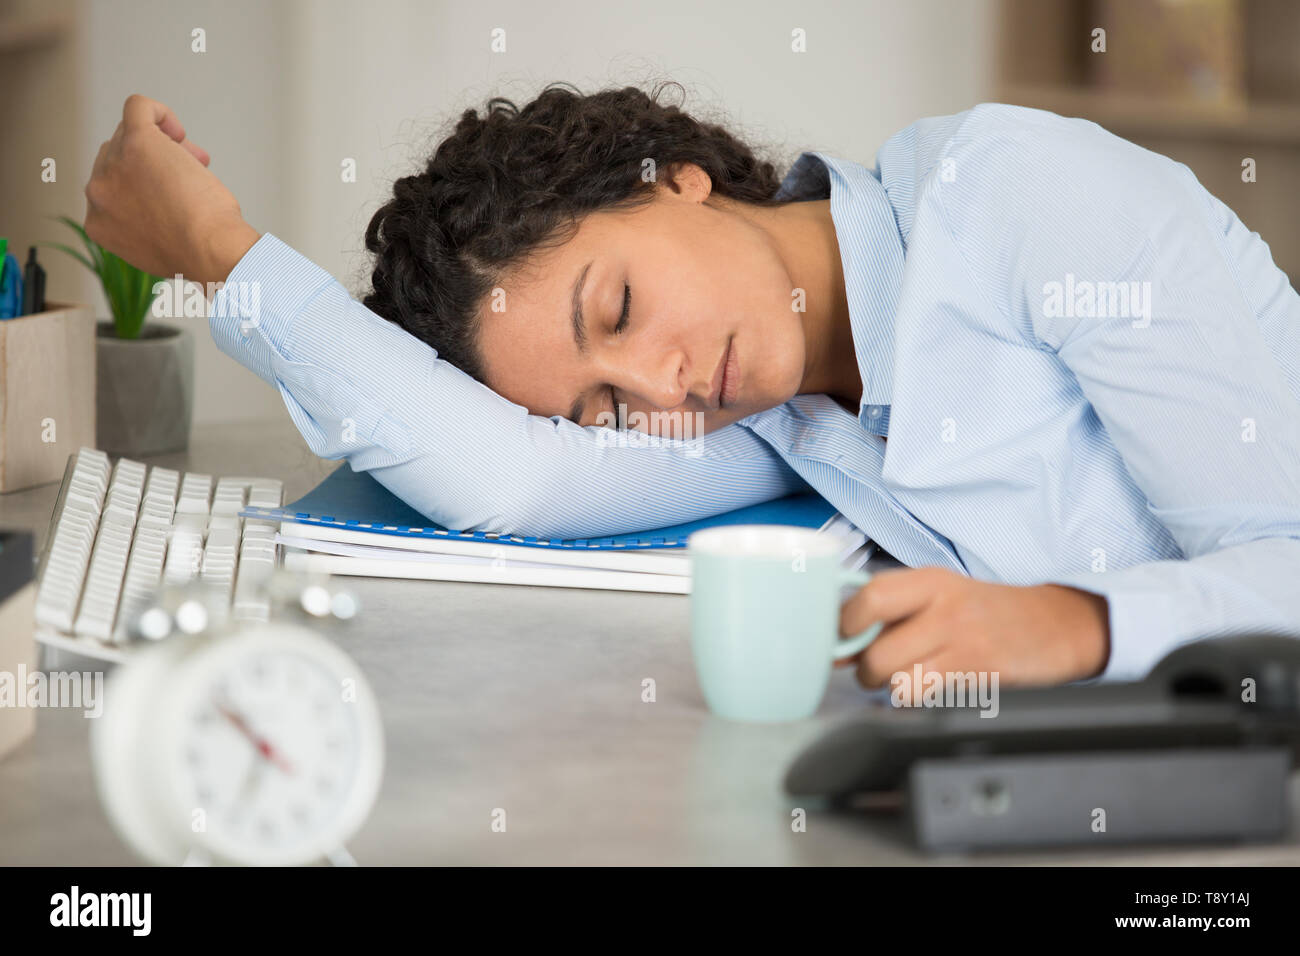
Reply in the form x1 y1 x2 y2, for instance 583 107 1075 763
1 418 1296 865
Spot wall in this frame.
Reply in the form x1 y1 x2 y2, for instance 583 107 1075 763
81 0 287 423
38 0 996 424
281 0 997 296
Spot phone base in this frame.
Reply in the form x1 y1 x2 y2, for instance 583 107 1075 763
906 747 1290 852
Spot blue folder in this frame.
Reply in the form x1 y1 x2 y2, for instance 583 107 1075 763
239 464 838 551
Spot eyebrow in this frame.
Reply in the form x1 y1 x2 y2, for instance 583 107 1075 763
566 260 594 424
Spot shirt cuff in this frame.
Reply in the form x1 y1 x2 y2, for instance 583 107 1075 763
1047 569 1182 683
209 232 335 384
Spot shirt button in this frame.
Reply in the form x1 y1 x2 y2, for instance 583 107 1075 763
866 405 883 419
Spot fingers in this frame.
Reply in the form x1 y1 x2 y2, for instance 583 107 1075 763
836 567 961 689
839 566 951 637
884 645 957 704
122 93 186 143
118 94 210 166
182 140 211 166
855 616 949 689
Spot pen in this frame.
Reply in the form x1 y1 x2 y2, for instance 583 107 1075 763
22 246 45 315
0 238 24 320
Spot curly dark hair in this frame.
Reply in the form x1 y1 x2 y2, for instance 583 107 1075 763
361 81 788 384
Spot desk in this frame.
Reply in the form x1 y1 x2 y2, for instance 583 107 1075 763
1 418 1297 865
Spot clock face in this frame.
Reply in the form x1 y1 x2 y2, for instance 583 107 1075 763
158 629 383 866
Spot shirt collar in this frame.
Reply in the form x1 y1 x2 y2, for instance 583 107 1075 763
764 150 905 419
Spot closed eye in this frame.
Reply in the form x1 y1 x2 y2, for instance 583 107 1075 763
603 283 631 429
614 282 631 334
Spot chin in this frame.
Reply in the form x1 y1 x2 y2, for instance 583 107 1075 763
728 385 793 425
710 323 803 425
765 364 805 410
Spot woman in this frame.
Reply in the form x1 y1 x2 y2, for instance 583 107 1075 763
83 84 1300 693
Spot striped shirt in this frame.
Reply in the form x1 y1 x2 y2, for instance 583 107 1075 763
211 103 1300 682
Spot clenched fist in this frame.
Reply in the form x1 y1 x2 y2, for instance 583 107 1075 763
84 94 260 287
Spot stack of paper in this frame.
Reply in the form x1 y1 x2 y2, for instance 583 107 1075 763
239 466 874 594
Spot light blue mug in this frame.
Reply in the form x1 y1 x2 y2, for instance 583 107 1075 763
688 524 882 723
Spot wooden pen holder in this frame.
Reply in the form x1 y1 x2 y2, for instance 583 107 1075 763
0 302 96 493
0 530 36 761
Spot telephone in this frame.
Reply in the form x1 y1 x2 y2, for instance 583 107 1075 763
784 634 1300 851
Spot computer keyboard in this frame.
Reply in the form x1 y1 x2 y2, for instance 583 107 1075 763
33 447 284 662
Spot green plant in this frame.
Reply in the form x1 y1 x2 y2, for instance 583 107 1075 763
43 216 163 339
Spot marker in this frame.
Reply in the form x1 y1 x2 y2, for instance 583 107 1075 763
22 247 45 315
0 239 23 320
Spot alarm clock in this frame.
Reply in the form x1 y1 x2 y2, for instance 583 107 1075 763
91 582 384 866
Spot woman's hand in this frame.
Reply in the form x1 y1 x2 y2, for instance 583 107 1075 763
837 567 1111 695
84 94 260 287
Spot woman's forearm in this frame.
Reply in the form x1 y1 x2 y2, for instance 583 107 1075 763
211 233 810 537
86 94 808 536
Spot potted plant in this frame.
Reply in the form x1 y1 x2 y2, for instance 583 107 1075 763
46 216 194 456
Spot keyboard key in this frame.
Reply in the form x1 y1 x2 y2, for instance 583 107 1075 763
176 472 213 515
34 449 111 631
34 452 285 655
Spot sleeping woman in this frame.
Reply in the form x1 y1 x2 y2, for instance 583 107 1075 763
83 84 1300 691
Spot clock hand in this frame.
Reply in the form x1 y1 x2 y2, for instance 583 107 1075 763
237 753 265 803
216 703 296 775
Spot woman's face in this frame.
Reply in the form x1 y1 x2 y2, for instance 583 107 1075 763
476 163 807 437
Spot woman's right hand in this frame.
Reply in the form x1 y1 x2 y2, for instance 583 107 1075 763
84 94 260 287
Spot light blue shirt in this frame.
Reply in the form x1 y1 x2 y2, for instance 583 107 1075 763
211 103 1300 683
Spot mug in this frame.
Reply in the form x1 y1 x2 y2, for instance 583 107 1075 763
688 524 881 723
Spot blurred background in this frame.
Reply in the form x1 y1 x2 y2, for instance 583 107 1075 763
1 0 1296 426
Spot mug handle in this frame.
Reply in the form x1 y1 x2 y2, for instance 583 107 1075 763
832 569 882 661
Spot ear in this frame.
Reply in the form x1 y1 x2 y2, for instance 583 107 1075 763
660 161 713 202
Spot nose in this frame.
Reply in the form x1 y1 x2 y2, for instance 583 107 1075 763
611 344 690 411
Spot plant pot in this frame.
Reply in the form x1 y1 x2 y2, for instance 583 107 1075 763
95 321 194 457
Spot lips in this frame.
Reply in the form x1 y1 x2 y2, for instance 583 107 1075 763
709 336 739 410
720 338 739 407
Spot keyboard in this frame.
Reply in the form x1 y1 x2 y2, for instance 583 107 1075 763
34 447 284 662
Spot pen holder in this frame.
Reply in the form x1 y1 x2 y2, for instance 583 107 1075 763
0 531 36 762
0 302 96 493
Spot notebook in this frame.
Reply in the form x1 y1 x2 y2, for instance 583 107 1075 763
239 465 873 593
